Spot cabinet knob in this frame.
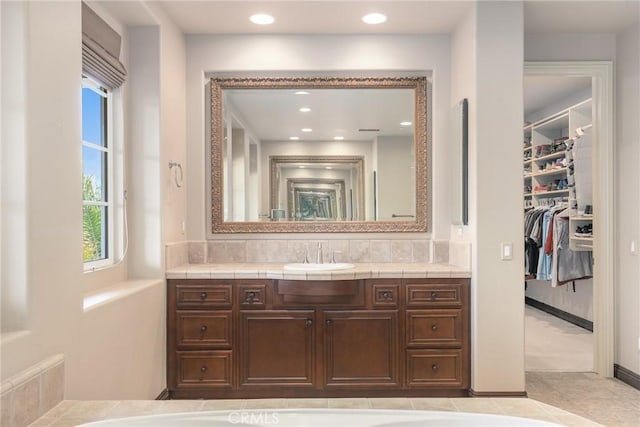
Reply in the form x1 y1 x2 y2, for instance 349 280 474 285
326 319 332 326
430 291 438 301
305 319 313 327
431 324 438 331
200 366 208 373
200 325 208 333
382 291 391 299
432 364 439 372
200 292 208 300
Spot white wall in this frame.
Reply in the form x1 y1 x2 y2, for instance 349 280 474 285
185 34 452 240
469 1 526 393
615 22 640 376
1 0 187 401
377 136 414 220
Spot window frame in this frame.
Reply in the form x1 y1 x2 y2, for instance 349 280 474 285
82 76 114 271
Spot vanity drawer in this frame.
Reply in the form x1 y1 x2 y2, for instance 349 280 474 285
405 282 463 308
274 280 365 307
406 310 463 347
176 282 233 308
371 282 400 308
405 349 465 388
176 351 233 389
238 283 267 308
177 311 232 348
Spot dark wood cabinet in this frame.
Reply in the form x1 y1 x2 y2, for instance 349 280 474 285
323 310 399 388
239 310 316 388
167 277 469 398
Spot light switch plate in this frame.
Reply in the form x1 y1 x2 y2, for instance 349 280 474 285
501 242 513 260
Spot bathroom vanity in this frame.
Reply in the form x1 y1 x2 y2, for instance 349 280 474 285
166 264 470 399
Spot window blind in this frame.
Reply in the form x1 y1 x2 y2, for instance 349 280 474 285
82 2 126 89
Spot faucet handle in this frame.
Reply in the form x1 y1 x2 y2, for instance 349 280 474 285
330 250 342 264
303 247 310 264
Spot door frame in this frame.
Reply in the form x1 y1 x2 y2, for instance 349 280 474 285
524 61 614 377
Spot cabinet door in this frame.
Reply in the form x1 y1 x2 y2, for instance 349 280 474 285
239 310 315 388
323 310 399 387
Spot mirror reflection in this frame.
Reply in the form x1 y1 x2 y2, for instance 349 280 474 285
210 76 428 233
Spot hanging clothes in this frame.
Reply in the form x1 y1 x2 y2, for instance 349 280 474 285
551 211 593 287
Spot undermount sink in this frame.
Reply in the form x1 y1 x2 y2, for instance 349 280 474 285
283 262 355 271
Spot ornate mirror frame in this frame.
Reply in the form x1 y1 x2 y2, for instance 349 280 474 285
210 76 429 233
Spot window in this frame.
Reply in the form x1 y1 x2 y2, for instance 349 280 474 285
82 77 113 267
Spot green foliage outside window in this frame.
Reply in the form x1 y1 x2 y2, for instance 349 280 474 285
83 176 103 262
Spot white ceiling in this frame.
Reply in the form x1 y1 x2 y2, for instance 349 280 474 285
149 0 639 35
524 76 591 118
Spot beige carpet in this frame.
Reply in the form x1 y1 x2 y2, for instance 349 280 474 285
525 305 593 372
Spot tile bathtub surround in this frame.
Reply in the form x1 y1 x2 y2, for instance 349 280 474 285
176 239 443 265
2 354 64 427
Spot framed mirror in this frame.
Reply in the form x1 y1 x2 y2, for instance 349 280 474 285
210 76 429 233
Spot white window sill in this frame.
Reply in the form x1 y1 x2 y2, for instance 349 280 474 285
83 279 164 312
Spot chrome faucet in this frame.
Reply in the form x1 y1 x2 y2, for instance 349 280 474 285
316 242 324 264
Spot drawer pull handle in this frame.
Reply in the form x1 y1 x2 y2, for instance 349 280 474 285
431 324 438 331
305 319 313 327
200 325 208 333
244 291 259 302
200 366 208 373
200 292 208 300
430 292 438 301
432 364 439 372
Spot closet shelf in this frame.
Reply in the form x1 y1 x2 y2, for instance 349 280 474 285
571 214 593 220
532 167 568 177
524 146 532 152
533 189 569 196
573 236 593 241
524 159 532 165
533 151 566 163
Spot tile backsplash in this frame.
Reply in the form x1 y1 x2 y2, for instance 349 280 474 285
166 239 471 269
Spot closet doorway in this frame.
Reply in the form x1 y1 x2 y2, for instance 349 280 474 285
523 62 614 377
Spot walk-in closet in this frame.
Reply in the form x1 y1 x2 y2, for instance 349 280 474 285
523 75 595 373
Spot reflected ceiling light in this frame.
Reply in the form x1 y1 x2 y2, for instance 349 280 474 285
299 107 311 113
295 91 310 95
333 136 344 140
299 166 305 169
362 13 387 25
289 136 300 140
400 121 412 126
301 128 312 132
325 166 332 170
249 14 275 25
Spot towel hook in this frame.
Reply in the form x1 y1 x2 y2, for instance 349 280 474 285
168 161 183 188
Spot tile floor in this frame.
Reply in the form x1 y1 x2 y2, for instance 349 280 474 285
26 307 640 427
525 305 593 371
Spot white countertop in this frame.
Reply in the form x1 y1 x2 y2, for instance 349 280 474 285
166 263 470 280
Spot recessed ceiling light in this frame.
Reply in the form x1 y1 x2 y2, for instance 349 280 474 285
295 91 310 95
333 136 344 140
301 128 312 132
249 14 275 25
362 13 387 25
400 121 412 126
299 107 311 113
289 136 300 140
